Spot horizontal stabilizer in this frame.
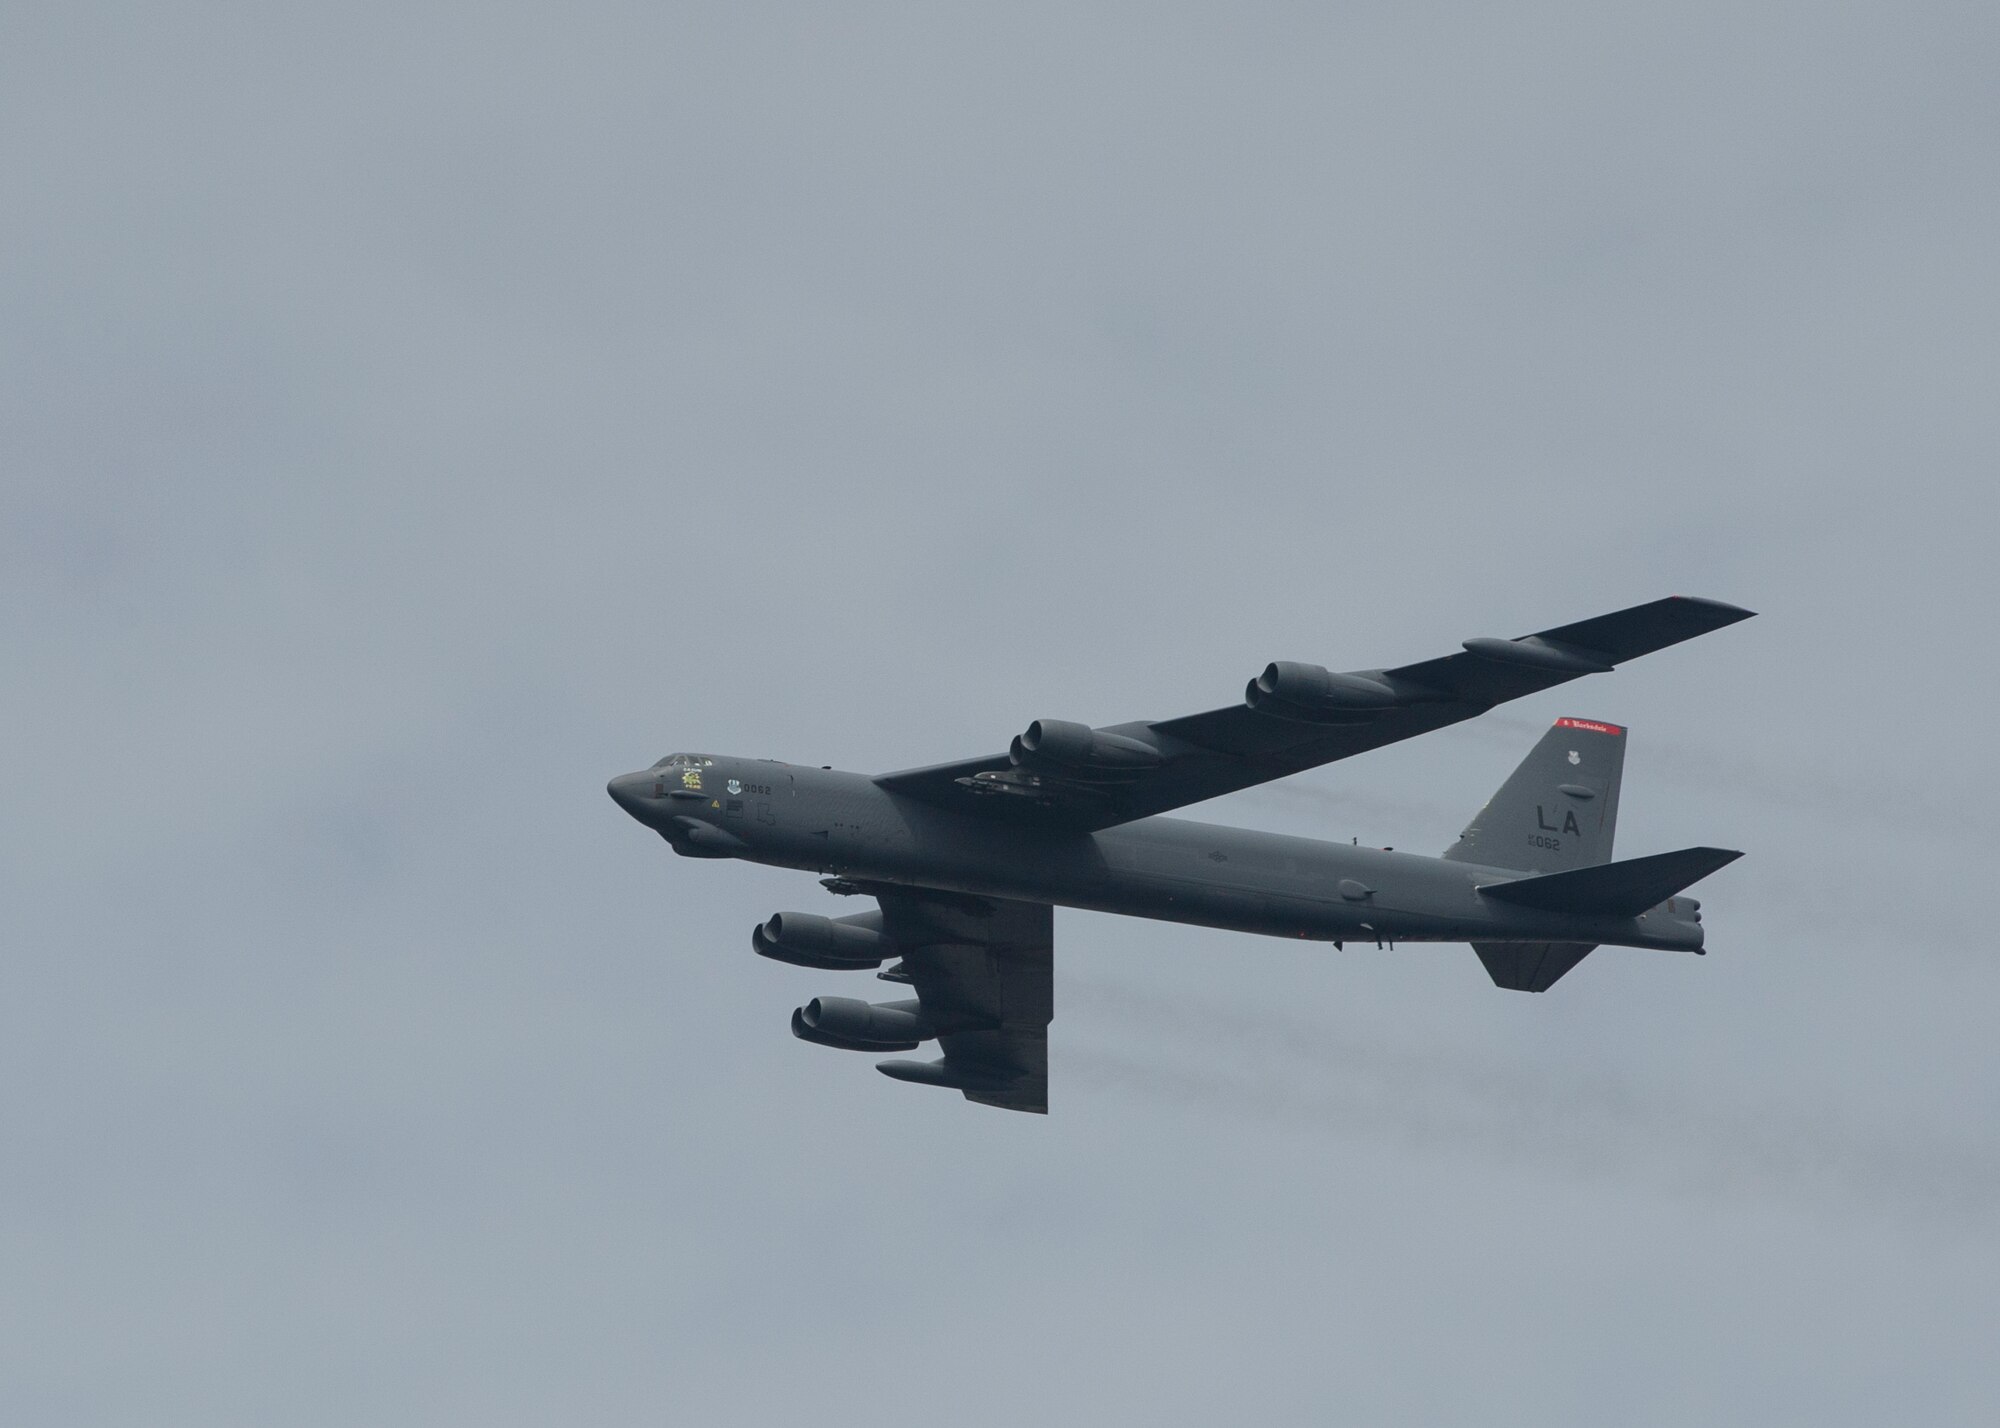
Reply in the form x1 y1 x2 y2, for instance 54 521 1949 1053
1474 942 1598 993
1479 846 1743 919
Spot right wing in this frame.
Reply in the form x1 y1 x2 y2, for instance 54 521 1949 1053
786 885 1054 1113
876 596 1753 832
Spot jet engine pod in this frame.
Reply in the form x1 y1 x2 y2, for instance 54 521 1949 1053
1245 662 1406 723
751 912 887 970
1009 719 1163 777
791 996 934 1052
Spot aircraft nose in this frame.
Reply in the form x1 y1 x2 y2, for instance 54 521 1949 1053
606 771 649 816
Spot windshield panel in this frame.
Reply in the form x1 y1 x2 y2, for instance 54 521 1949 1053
650 754 715 769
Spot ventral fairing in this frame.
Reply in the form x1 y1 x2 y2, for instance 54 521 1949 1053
608 596 1754 1114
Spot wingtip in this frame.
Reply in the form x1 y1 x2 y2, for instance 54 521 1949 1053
1671 595 1757 622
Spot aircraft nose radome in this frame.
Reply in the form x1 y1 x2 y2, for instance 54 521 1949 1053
607 772 646 815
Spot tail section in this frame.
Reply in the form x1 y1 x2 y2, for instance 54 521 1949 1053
1442 717 1626 874
1470 846 1741 992
1473 942 1597 994
1478 846 1743 919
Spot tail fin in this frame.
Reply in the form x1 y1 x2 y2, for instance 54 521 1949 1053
1442 717 1626 873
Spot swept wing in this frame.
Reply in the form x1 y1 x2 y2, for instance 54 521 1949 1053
844 888 1054 1114
876 595 1752 831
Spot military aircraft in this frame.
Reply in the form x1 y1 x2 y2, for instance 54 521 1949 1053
608 596 1752 1113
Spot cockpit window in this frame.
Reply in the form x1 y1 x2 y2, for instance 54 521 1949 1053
650 754 715 770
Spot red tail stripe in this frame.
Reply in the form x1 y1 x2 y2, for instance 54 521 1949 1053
1555 717 1625 735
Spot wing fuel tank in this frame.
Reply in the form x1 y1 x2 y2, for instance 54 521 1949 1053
876 1057 1022 1093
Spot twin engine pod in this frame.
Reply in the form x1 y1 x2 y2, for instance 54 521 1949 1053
791 996 936 1053
1244 635 1617 724
751 911 886 970
755 911 944 1055
1244 662 1416 723
1009 718 1162 778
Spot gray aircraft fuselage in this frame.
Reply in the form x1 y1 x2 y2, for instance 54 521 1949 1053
607 759 1704 955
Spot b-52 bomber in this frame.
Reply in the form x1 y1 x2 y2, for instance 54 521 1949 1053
608 596 1753 1113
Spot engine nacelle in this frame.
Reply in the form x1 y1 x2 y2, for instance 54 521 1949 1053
1245 662 1406 723
791 996 935 1052
752 912 886 970
1009 718 1162 776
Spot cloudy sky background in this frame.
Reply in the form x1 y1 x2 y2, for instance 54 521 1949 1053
5 4 1997 1423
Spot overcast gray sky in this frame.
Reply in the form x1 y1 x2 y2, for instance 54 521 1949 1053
5 4 1997 1424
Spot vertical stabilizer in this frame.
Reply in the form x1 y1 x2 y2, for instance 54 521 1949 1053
1441 718 1626 874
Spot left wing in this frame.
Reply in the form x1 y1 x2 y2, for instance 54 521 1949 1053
875 595 1752 832
790 887 1053 1113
